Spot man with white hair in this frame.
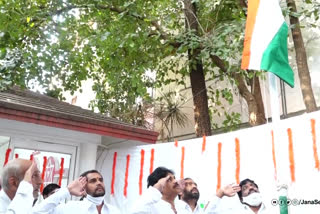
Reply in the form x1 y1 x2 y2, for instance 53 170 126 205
0 159 39 214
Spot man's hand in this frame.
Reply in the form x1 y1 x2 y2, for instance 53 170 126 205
153 175 170 193
67 177 87 196
216 184 241 198
178 179 185 190
24 161 38 184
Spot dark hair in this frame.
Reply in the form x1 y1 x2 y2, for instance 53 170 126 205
237 178 259 199
80 170 102 179
42 183 60 197
147 167 174 188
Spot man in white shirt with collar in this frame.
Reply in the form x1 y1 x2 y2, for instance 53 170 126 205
176 178 204 213
32 169 120 214
237 178 267 214
131 167 183 214
176 178 241 214
0 158 41 214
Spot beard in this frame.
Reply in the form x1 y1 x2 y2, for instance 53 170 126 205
182 188 200 201
91 186 105 197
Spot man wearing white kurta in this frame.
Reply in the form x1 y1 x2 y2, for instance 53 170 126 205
0 159 41 214
236 179 268 214
131 167 241 214
205 179 269 214
176 178 240 214
32 170 120 214
131 167 184 214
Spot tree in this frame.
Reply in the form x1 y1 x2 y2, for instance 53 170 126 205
0 0 267 137
286 0 318 112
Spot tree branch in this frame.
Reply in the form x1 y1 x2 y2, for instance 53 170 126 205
210 55 254 107
210 54 262 125
95 3 175 43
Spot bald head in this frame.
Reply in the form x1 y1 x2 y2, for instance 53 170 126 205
0 159 32 192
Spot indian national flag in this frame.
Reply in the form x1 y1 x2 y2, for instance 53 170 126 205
241 0 294 87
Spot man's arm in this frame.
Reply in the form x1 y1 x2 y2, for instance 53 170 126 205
205 184 241 214
31 177 86 214
130 175 170 214
2 161 38 214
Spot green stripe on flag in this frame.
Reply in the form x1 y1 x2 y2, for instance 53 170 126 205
261 22 294 88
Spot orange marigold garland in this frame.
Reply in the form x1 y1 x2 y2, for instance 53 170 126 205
111 152 117 195
216 143 222 191
271 130 277 180
287 128 295 182
3 148 11 166
124 154 130 197
311 119 320 170
235 138 240 184
139 149 145 195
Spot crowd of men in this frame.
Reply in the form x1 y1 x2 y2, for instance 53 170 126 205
0 158 268 214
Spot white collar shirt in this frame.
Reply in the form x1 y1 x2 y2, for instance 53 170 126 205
131 187 206 214
0 180 34 214
243 203 268 214
32 188 120 214
175 199 205 214
131 187 176 214
205 196 269 214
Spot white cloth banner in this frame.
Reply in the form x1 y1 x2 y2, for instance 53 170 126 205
97 111 320 214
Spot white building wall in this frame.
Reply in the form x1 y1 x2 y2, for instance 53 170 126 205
0 118 101 178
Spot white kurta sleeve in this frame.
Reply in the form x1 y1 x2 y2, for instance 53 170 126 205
130 187 162 214
204 196 222 214
5 181 34 214
31 188 71 214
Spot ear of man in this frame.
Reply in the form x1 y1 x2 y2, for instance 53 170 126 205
8 176 19 191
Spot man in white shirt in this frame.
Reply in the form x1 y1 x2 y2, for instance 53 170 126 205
131 167 183 214
206 178 269 214
236 179 267 214
176 178 241 214
0 159 41 214
176 178 204 213
32 169 120 214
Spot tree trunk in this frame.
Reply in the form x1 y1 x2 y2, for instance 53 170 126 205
250 75 266 125
234 73 266 125
286 0 317 112
184 0 212 136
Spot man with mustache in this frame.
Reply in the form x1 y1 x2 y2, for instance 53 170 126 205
32 170 120 214
176 178 241 214
132 167 240 214
131 167 183 214
237 178 266 214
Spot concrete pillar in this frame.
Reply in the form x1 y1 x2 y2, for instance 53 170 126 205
78 143 98 174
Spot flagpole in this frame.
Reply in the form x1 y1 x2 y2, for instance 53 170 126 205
268 72 280 123
269 72 289 214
